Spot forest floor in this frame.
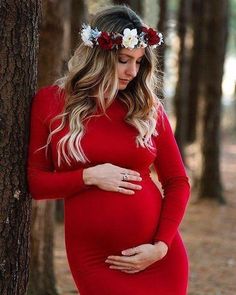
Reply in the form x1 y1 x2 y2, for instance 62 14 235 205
54 131 236 295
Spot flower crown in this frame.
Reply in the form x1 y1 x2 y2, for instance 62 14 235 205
80 24 164 50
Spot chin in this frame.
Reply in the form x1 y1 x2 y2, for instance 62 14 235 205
118 84 128 90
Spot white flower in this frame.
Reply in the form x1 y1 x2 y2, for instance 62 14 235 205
157 33 164 45
81 25 94 47
122 28 139 49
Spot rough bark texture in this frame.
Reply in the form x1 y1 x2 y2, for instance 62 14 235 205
186 0 204 143
0 1 41 294
156 0 168 102
37 0 65 88
27 1 71 294
71 0 89 52
174 0 192 157
199 0 228 203
113 0 143 17
157 0 167 74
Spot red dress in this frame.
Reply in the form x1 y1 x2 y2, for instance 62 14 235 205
27 85 190 295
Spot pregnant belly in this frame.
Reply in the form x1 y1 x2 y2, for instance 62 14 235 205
64 178 162 254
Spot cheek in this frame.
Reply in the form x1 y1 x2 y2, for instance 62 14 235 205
117 64 126 76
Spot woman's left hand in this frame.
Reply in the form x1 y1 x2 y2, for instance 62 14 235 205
105 242 168 274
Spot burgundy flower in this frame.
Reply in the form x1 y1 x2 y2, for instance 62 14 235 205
142 27 160 46
97 32 113 50
113 36 122 47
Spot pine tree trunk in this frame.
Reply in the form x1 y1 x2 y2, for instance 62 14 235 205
112 0 143 16
173 0 192 157
157 0 167 74
186 0 204 143
71 0 89 52
28 1 68 294
156 0 168 101
199 0 228 203
0 1 41 294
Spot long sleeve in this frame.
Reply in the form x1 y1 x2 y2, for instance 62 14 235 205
153 106 190 248
27 86 89 200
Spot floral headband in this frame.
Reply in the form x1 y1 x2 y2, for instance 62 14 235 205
80 24 164 50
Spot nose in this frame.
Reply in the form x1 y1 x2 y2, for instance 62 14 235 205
126 62 138 78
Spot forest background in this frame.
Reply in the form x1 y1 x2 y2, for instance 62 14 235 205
0 0 236 294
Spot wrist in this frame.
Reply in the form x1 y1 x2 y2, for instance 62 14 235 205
153 241 168 257
83 167 95 185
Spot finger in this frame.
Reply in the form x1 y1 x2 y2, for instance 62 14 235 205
121 169 140 176
109 265 136 271
121 247 140 256
119 182 142 191
116 187 135 195
123 175 142 182
121 269 141 274
106 260 135 268
106 255 137 264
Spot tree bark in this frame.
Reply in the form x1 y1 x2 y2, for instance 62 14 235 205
0 1 41 294
173 0 192 157
186 0 204 143
157 0 167 74
199 0 228 203
28 1 69 294
113 0 143 17
71 0 89 53
156 0 168 101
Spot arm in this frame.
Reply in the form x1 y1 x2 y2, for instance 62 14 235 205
152 106 190 248
27 87 89 200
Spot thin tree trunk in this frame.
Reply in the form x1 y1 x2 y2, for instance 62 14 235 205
186 0 204 143
199 0 228 203
157 0 167 74
28 1 67 294
156 0 168 101
0 1 41 294
113 0 143 17
71 0 89 52
173 0 192 158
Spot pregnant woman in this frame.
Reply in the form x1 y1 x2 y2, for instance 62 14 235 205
27 5 190 295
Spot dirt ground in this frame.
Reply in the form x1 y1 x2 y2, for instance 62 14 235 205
54 133 236 295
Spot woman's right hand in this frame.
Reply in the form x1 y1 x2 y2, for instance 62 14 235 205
83 163 142 195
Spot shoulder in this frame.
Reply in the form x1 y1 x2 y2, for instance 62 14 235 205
31 85 65 122
155 102 173 135
33 84 64 105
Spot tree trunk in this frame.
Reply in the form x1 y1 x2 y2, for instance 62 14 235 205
173 0 192 157
28 1 68 294
157 0 167 74
186 0 204 143
156 0 168 101
38 0 65 88
0 1 41 294
71 0 89 53
113 0 143 17
199 0 228 203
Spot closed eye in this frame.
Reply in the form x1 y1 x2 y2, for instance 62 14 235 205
118 59 143 64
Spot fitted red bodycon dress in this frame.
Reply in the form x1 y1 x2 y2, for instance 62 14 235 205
27 85 190 295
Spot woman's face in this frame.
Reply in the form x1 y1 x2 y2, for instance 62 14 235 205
117 48 145 90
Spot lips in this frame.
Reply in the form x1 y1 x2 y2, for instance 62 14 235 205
119 79 130 83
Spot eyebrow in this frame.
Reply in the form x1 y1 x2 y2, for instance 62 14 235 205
119 53 144 59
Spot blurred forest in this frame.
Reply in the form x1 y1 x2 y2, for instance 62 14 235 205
0 0 236 294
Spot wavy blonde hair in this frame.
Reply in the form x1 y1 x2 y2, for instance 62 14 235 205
44 5 163 166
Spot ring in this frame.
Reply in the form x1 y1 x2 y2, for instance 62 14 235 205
122 173 128 181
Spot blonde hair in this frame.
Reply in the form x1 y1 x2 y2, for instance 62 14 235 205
44 5 163 166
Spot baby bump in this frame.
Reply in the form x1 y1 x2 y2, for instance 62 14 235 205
64 178 162 253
